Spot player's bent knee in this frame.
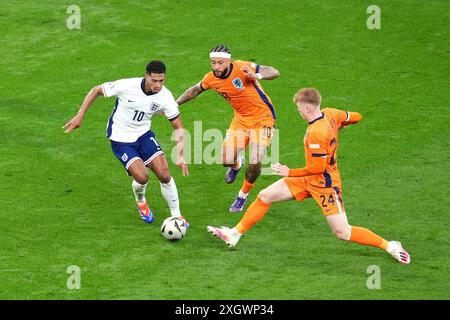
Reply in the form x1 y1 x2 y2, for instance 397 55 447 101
157 172 171 184
134 172 149 185
258 188 271 203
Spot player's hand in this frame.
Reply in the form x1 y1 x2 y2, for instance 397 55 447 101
271 163 290 177
240 65 258 79
63 113 83 133
177 156 189 176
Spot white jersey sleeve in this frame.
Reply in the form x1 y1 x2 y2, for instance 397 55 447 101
161 89 180 120
102 79 129 98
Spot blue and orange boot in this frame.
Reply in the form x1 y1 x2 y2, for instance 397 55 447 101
136 201 154 223
179 215 190 229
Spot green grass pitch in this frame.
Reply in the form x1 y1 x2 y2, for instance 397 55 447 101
0 0 449 299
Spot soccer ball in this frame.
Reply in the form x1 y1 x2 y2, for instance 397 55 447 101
161 217 187 241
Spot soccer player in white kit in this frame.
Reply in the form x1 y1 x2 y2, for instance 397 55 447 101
63 61 189 225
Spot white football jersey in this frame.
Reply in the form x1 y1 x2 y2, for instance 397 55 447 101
102 77 180 143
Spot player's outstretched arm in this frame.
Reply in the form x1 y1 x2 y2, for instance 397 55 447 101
340 112 362 128
63 85 104 133
241 64 280 80
170 117 189 176
176 83 205 106
272 157 327 177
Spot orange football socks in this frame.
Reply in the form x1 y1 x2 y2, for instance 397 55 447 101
241 179 255 195
349 226 389 250
236 197 271 234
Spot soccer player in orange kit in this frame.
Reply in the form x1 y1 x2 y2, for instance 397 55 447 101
176 45 280 212
208 88 411 264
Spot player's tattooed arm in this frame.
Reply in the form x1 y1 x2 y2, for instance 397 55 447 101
63 85 104 133
176 82 205 106
258 65 280 80
241 64 280 80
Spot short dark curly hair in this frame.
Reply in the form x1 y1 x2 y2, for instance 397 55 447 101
210 44 231 54
146 60 166 74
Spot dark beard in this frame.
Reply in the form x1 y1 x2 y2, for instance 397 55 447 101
213 68 228 78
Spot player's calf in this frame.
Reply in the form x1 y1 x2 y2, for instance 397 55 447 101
245 163 261 183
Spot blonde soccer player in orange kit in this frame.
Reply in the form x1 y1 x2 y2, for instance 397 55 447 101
208 88 411 264
176 45 280 212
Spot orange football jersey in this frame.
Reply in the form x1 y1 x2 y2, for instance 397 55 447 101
200 60 276 128
303 108 350 188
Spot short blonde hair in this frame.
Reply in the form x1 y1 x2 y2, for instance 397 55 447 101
293 88 322 106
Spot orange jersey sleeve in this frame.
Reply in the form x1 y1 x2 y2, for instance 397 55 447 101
327 108 362 127
288 157 327 177
341 111 362 126
200 72 214 91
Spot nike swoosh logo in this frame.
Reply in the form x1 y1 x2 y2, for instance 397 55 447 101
128 100 135 102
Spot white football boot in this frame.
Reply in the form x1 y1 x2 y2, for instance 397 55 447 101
387 241 411 264
207 226 241 247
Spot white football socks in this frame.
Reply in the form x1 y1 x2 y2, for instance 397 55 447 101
238 190 249 199
160 177 181 217
132 180 147 203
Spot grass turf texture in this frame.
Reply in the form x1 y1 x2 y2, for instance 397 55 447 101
0 0 449 299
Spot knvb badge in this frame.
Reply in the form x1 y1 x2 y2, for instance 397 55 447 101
232 78 244 91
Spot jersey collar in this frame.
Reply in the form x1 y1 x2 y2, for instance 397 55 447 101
308 112 324 125
141 78 157 96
